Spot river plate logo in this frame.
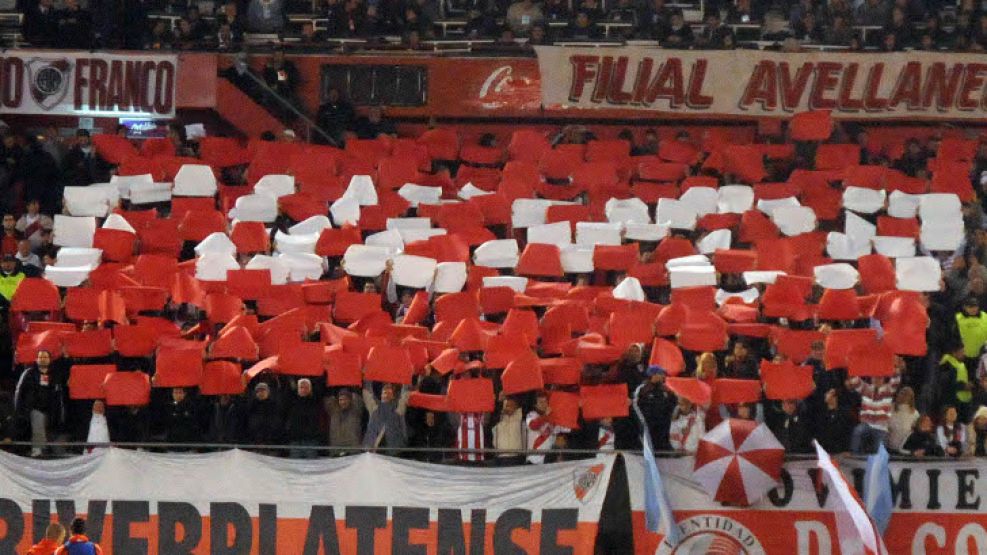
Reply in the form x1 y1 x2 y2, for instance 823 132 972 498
26 57 72 111
573 463 605 502
656 514 766 555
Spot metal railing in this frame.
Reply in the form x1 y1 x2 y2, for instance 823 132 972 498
227 65 339 146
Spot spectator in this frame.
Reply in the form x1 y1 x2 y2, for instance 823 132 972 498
967 405 987 456
55 518 102 555
28 522 65 555
246 0 286 33
668 396 704 453
262 49 300 103
937 405 967 457
64 130 109 187
769 399 812 453
634 366 676 450
411 410 452 462
662 10 693 47
362 382 410 449
722 340 759 380
85 399 109 450
824 14 854 45
146 19 175 49
186 5 213 40
19 136 61 214
0 216 20 257
285 378 323 458
450 406 487 463
16 240 42 277
606 0 639 31
315 87 355 146
641 0 671 39
697 11 733 48
243 382 282 446
299 20 327 42
329 0 367 36
525 391 566 463
206 394 244 444
527 23 551 45
633 128 659 155
543 0 570 24
883 6 913 47
812 388 854 454
13 350 66 458
353 106 397 139
505 0 543 36
326 389 365 449
16 200 53 251
855 0 891 28
888 386 920 452
22 0 59 46
164 387 201 447
902 415 944 457
491 395 525 465
107 405 150 443
848 374 900 454
55 0 93 49
0 253 22 307
567 10 601 39
217 1 246 44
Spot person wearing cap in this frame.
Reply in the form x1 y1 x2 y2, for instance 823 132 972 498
525 392 567 464
939 339 974 423
966 405 987 456
956 297 987 366
54 517 102 555
325 389 365 451
14 350 66 458
668 395 704 454
633 365 676 450
286 378 324 458
0 253 24 304
29 521 65 555
492 395 526 465
362 381 411 451
243 382 283 448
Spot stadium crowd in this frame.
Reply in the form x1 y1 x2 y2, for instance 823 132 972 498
0 112 985 464
12 0 987 50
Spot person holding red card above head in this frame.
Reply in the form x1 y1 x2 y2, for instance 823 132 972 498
363 380 411 451
326 389 365 451
525 391 568 464
633 365 677 451
847 365 902 455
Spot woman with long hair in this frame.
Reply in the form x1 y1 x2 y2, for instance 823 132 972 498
888 386 920 453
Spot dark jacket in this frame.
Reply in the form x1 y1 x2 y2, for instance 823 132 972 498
165 397 201 444
812 406 854 453
634 382 676 450
769 408 812 453
243 397 282 445
108 406 150 443
902 431 944 457
207 397 244 443
285 394 323 443
54 6 93 49
13 366 66 428
22 3 59 46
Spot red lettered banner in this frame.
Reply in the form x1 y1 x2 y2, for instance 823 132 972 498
0 50 177 117
0 448 614 553
535 46 987 120
625 455 987 554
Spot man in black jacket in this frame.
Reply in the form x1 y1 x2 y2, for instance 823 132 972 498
812 388 854 454
315 87 355 146
14 350 66 457
243 382 282 447
768 399 812 453
285 379 323 458
633 366 677 450
22 0 59 46
165 387 201 448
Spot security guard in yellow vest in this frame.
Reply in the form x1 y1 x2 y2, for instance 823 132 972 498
941 339 974 422
956 297 987 362
0 254 24 305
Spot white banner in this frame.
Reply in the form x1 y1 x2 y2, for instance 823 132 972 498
625 455 987 554
535 46 987 120
0 50 177 117
0 448 615 553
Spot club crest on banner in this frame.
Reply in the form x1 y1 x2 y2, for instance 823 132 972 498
573 463 605 501
656 514 766 555
26 57 72 111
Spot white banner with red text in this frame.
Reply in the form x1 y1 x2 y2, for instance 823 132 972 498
626 454 987 554
535 46 987 120
0 50 177 117
0 448 615 554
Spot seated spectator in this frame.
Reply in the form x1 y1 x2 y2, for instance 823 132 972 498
696 11 733 48
883 7 914 48
888 386 920 452
641 0 671 39
937 405 967 457
353 106 397 139
22 0 59 47
506 0 544 37
217 1 246 43
566 11 601 40
147 19 175 49
793 12 824 42
173 18 199 49
216 22 237 49
725 0 757 24
967 405 987 456
824 14 854 45
329 0 368 37
855 0 891 28
186 5 213 40
15 241 41 277
247 0 287 33
902 415 944 457
54 0 93 50
528 23 551 45
17 202 54 253
299 21 327 43
606 0 639 29
663 10 693 47
543 0 571 24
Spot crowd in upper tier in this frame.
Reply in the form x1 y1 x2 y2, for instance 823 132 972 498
12 0 987 51
0 112 985 463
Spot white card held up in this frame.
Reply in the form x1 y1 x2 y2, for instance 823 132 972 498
173 165 217 197
474 239 519 268
896 256 942 292
433 262 467 293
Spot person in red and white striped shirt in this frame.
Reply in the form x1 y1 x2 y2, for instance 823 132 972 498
849 371 902 454
525 392 567 464
452 412 488 463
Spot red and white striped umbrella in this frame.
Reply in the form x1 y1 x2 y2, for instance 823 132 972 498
692 418 785 506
